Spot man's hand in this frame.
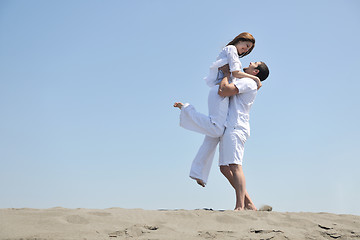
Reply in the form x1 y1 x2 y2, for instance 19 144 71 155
218 64 231 77
218 76 239 97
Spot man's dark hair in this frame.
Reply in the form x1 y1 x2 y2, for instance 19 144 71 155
255 62 269 81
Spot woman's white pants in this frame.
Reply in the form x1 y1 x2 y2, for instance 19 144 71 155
179 85 229 184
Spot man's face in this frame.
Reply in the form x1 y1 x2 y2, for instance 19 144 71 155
243 62 261 76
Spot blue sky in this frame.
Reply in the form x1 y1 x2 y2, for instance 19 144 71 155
1 0 360 215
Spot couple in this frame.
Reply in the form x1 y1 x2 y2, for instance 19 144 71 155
173 33 269 210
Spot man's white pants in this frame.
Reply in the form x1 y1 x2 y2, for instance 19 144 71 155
179 85 228 184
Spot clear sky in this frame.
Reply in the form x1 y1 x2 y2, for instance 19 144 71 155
1 0 360 215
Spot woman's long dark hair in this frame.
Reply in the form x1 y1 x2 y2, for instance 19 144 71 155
227 32 255 58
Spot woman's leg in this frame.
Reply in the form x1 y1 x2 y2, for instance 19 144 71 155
189 135 220 186
176 85 229 138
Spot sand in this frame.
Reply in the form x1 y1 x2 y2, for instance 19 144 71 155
1 207 360 240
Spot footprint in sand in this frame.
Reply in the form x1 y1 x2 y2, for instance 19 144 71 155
250 228 286 239
66 215 89 224
216 214 245 224
109 225 159 238
198 230 236 238
87 211 112 216
7 238 49 240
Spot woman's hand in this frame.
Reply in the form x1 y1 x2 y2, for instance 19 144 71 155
252 76 262 89
218 64 231 77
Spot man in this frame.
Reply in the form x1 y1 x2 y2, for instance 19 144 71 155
174 61 269 210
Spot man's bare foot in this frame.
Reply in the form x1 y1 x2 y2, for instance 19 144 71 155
173 102 184 109
245 203 257 211
234 207 245 211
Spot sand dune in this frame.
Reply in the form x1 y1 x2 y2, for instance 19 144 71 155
1 207 360 239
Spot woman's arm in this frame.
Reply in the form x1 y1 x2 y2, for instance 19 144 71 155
224 46 262 89
218 64 262 90
232 71 262 89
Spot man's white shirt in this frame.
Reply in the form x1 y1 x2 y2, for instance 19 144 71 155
225 77 258 139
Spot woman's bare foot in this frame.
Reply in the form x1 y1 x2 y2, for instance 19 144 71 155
173 102 184 109
196 178 205 187
190 176 205 187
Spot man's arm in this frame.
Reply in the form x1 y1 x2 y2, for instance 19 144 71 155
218 76 239 97
218 64 239 97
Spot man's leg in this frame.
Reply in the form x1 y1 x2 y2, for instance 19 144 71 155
220 165 235 188
219 128 257 210
245 193 257 211
220 165 256 210
230 164 248 210
189 135 220 186
220 164 246 210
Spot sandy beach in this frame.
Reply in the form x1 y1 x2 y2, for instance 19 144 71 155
1 207 360 240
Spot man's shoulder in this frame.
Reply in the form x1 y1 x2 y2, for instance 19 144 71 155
233 78 257 90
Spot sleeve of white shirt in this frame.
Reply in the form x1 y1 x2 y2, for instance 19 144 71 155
233 78 257 93
224 46 242 73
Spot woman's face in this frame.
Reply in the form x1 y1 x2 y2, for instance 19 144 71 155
235 41 253 55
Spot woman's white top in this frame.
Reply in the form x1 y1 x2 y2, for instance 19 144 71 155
204 45 242 87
